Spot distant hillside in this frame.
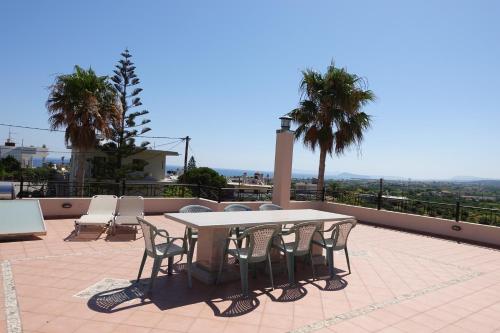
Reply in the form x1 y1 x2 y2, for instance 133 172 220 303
327 172 374 180
450 176 499 182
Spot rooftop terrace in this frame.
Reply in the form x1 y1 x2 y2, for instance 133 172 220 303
1 213 500 333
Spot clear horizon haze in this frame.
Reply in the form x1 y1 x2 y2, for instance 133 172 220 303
1 1 499 179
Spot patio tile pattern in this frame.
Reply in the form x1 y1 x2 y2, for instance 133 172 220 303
1 215 500 333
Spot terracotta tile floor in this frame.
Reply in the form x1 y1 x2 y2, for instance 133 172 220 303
1 215 500 333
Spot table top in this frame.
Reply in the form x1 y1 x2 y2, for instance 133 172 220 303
165 209 354 228
0 199 46 237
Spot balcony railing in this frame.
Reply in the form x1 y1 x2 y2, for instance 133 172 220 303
16 181 272 203
16 180 500 227
297 188 500 227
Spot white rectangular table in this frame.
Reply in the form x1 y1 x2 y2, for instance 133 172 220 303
165 209 354 283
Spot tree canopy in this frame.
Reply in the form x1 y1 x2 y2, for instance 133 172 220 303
289 62 374 192
101 49 152 180
180 167 227 188
46 66 120 187
187 156 197 171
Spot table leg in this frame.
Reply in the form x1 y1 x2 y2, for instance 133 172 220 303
191 227 240 284
196 227 228 272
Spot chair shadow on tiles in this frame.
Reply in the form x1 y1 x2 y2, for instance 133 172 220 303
87 260 349 317
87 283 151 313
104 226 139 242
266 282 308 302
206 291 261 317
64 226 105 241
310 276 348 292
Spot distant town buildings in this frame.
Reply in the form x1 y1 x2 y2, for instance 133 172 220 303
0 137 49 168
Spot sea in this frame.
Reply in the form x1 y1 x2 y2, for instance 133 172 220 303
34 158 317 179
167 166 317 179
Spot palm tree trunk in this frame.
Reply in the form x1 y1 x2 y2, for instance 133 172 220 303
317 148 327 197
75 152 86 197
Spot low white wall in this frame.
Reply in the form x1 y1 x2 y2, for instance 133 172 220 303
33 197 205 218
321 202 500 247
144 198 207 214
32 198 92 219
34 197 279 218
289 200 323 210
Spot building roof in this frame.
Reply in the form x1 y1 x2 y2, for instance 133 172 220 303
142 149 179 156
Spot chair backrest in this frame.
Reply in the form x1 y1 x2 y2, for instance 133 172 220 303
88 195 118 215
331 219 356 250
289 222 319 256
258 203 282 211
118 196 144 217
242 224 280 263
137 217 166 256
224 204 251 212
179 205 213 213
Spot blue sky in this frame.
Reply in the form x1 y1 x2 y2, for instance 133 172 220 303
1 1 499 179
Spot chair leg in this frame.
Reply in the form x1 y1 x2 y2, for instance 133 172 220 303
236 227 243 248
286 252 295 284
345 247 351 274
187 252 193 288
148 258 162 294
309 250 316 281
216 250 227 285
168 257 174 276
239 260 249 296
136 250 148 283
190 239 197 260
267 253 275 290
252 263 257 279
326 248 335 277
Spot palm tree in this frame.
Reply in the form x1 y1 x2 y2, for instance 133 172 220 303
47 66 120 191
289 62 375 193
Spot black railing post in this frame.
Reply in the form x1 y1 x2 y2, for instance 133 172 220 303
121 179 126 196
217 187 222 203
377 178 383 210
19 176 24 198
197 184 201 198
455 201 460 222
322 187 326 201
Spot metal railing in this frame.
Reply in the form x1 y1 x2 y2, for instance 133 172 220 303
16 180 500 227
325 189 500 227
16 181 273 203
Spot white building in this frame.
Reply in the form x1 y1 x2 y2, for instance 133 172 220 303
0 139 49 168
69 148 179 182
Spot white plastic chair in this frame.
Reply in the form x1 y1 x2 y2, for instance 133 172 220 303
273 221 320 283
179 205 213 262
217 224 280 295
258 203 282 211
74 195 117 235
136 217 191 294
313 219 356 276
111 196 144 235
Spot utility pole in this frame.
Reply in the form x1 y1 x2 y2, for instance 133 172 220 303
183 136 190 175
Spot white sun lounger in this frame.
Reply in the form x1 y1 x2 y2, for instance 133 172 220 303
74 195 118 235
110 196 144 234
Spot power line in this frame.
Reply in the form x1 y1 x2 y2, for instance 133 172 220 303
138 134 185 140
154 139 184 148
0 122 64 132
0 122 186 140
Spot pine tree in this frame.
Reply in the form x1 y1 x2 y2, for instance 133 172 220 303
187 156 197 171
101 49 151 180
